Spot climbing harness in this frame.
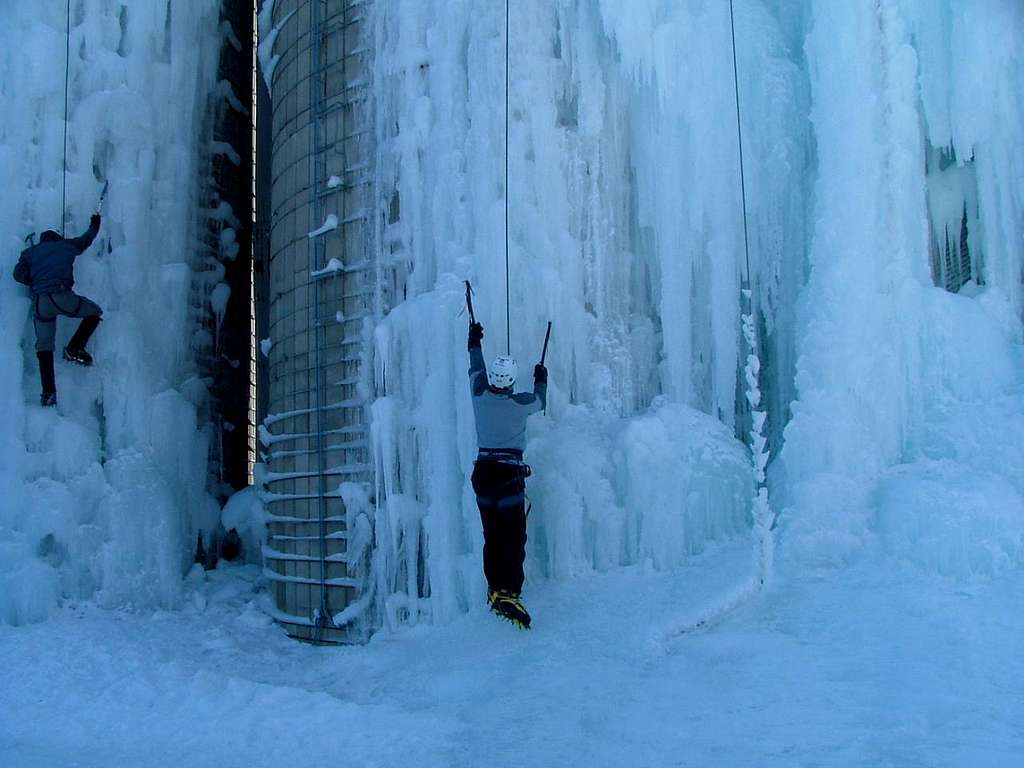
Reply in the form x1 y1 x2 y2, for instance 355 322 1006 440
472 451 531 509
477 448 530 466
61 0 71 236
34 292 84 322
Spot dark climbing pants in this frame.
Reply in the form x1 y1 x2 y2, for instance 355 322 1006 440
33 291 102 353
471 458 529 596
37 351 56 396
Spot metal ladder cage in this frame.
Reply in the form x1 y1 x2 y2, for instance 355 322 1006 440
260 0 375 643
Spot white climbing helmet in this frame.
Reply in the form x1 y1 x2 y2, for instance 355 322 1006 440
488 356 518 390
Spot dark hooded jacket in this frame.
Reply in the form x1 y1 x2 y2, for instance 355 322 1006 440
13 216 100 296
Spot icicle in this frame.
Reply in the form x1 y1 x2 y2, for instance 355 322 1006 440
210 283 231 330
210 141 241 166
257 4 295 90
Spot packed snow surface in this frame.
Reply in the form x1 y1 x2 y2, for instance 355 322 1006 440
2 552 1023 767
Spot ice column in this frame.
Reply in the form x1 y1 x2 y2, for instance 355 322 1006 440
0 1 227 624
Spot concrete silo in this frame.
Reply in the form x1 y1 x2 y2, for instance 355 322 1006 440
257 0 374 643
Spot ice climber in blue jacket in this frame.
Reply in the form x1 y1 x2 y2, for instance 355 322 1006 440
13 214 103 407
467 320 547 629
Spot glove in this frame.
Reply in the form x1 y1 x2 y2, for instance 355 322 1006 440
91 214 101 228
468 322 483 349
534 363 547 384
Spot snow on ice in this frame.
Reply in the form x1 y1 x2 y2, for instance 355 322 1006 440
308 214 339 240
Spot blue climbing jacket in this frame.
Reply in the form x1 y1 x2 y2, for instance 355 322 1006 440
13 216 100 296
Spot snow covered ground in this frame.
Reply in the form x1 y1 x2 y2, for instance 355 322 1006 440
3 543 1022 767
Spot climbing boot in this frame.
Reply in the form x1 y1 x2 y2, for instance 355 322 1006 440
63 346 94 366
64 316 100 366
489 590 531 629
68 315 100 349
37 351 57 407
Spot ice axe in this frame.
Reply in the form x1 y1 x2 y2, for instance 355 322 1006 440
95 181 113 256
464 280 477 324
539 321 552 414
96 180 109 214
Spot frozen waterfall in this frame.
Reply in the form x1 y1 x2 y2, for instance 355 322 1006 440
0 0 1022 633
0 1 231 624
366 0 1023 629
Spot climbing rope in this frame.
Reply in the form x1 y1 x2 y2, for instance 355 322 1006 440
664 0 774 641
729 0 752 286
504 0 511 355
62 0 72 235
728 0 773 569
728 0 770 473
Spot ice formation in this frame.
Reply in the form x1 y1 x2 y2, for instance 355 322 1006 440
0 2 229 624
778 0 1024 572
364 0 1023 630
256 2 294 92
1 0 1022 634
364 0 802 628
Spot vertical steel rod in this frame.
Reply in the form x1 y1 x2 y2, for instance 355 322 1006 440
309 0 330 640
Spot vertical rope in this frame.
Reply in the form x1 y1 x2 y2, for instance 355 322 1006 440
62 0 72 235
504 0 511 355
730 0 774 589
662 0 775 641
729 0 751 286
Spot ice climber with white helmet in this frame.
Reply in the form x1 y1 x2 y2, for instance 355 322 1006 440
467 319 547 629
